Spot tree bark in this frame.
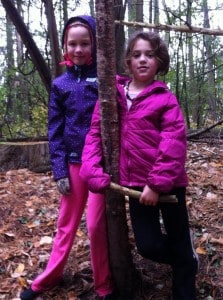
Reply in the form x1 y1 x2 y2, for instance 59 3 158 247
95 0 138 298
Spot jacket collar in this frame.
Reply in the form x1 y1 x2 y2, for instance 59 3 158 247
116 75 168 96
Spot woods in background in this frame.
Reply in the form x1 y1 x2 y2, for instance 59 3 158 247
0 0 222 139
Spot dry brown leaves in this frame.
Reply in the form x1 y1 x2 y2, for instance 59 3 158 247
186 140 223 300
0 140 223 299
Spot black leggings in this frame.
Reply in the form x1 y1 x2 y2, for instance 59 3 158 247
129 187 197 299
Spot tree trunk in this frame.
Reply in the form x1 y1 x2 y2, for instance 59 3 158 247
114 0 126 74
127 0 144 35
0 141 51 173
1 0 51 93
95 0 138 298
128 0 136 36
153 0 159 24
89 0 95 16
42 0 63 79
203 0 217 121
136 0 143 24
5 13 14 118
186 0 194 128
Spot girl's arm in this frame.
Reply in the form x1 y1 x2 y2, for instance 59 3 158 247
80 101 111 193
147 93 188 193
48 84 68 181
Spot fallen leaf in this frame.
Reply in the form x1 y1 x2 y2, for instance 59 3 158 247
196 246 207 255
18 276 28 288
39 236 53 245
15 263 25 273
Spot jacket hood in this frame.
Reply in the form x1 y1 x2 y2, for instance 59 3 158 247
61 15 97 69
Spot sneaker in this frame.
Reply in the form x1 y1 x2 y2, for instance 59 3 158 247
190 229 200 271
20 287 40 300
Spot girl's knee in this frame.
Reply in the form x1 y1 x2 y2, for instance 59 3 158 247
136 241 167 262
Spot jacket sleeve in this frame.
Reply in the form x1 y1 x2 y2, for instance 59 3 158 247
48 83 68 181
147 93 188 193
80 101 111 193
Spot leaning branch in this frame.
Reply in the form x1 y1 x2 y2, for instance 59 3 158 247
115 20 223 36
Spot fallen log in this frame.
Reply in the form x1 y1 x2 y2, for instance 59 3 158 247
110 182 178 203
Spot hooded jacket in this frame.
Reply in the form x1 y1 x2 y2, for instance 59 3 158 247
48 15 98 181
80 75 188 194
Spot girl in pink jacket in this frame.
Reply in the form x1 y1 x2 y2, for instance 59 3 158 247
80 31 198 299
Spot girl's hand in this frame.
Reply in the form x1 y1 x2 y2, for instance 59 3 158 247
56 177 71 195
139 185 159 206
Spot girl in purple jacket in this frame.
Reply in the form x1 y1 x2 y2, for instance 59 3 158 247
20 15 115 300
80 31 198 299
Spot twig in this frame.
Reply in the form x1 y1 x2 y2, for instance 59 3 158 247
109 182 178 203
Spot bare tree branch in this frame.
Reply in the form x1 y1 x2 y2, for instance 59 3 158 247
115 20 223 36
187 119 223 139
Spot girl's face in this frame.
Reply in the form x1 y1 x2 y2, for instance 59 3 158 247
129 38 159 84
66 25 92 66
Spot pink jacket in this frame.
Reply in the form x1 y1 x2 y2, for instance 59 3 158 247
80 76 188 194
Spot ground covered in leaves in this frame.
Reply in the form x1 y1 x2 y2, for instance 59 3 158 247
0 140 223 300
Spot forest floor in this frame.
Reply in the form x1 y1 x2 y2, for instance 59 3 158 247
0 140 223 300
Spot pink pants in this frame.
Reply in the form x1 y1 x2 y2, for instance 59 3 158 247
31 164 113 297
86 193 114 296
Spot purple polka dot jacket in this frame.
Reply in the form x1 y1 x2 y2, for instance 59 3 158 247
48 15 98 181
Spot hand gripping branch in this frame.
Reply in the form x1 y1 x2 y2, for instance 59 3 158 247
109 182 178 203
